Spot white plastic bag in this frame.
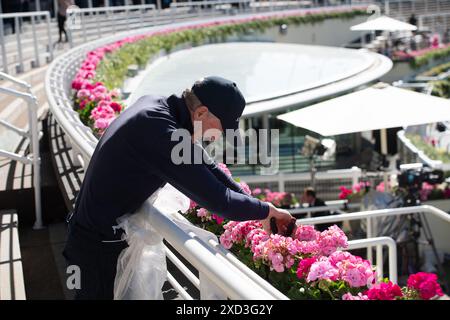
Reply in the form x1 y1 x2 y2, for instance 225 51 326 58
113 189 166 300
113 183 223 300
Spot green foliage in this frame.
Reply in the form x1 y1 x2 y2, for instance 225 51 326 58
405 134 450 163
419 62 450 98
412 46 450 69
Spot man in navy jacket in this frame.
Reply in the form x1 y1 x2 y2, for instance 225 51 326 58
63 76 293 299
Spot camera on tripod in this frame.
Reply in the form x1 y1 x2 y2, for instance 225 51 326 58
398 163 444 190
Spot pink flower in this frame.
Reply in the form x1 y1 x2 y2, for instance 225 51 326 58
341 262 375 288
211 214 225 225
252 188 262 196
307 258 339 282
90 104 115 121
296 257 317 279
109 101 123 113
197 208 209 218
76 89 91 99
338 186 353 200
342 292 369 300
240 182 251 195
407 272 444 300
316 225 348 256
93 116 115 130
294 225 319 242
110 88 121 98
189 200 198 210
217 162 232 176
79 99 87 110
365 281 403 300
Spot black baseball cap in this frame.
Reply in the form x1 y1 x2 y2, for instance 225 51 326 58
192 76 245 145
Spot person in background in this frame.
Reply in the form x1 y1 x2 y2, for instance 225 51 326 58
301 187 342 232
408 14 417 27
57 0 73 43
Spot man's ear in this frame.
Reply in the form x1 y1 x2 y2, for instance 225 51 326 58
193 106 209 120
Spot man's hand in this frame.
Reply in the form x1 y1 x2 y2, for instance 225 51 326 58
261 203 297 236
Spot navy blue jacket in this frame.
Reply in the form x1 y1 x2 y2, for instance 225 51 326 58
72 94 269 240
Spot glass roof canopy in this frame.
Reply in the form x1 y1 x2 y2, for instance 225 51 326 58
128 42 392 117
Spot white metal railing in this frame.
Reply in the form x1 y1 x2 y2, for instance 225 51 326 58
242 166 362 189
66 4 157 48
296 204 450 268
418 12 450 33
0 11 53 74
0 72 42 229
345 237 397 283
385 0 450 19
140 199 285 299
243 166 365 200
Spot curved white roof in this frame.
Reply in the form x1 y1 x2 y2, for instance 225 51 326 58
128 42 393 117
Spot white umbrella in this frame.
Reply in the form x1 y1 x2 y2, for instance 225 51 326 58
277 83 450 138
351 16 417 32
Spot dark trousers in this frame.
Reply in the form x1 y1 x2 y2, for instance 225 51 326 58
57 13 67 42
62 219 128 300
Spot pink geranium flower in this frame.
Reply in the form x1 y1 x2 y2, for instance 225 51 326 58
407 272 444 300
365 281 403 300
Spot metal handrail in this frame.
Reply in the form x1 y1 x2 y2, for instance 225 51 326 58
295 204 450 225
141 198 281 299
0 71 42 229
67 4 157 14
0 11 53 74
345 237 397 283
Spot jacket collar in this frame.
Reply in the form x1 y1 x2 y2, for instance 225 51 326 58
166 94 194 134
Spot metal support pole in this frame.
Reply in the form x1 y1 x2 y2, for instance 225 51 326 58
81 14 88 41
46 13 54 62
29 97 43 230
31 16 40 68
15 17 24 73
0 16 7 74
376 245 383 280
152 5 157 25
366 217 373 264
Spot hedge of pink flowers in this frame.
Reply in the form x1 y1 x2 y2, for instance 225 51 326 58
393 42 450 60
70 7 367 135
183 163 444 300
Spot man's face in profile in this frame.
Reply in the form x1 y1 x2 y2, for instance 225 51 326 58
191 105 223 142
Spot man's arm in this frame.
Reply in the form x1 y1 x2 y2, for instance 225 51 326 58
195 142 247 195
133 127 269 221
